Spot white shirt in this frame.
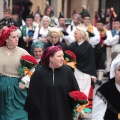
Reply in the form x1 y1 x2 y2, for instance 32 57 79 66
84 25 100 47
92 83 120 120
99 30 113 46
64 23 81 45
32 26 50 42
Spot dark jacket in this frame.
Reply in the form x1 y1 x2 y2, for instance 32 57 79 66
25 65 79 120
97 78 120 120
44 41 68 51
69 41 96 77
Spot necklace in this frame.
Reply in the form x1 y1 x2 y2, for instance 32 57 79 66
6 45 16 50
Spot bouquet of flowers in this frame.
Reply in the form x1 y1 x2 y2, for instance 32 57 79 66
69 90 91 120
19 55 38 88
64 50 76 69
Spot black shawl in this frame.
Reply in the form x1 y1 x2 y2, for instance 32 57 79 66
69 41 96 77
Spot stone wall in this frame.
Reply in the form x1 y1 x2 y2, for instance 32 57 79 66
0 1 4 19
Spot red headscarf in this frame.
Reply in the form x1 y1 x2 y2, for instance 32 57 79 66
41 45 62 65
0 26 17 47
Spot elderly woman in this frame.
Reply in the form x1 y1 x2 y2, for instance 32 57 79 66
92 54 120 120
31 41 44 63
69 27 96 108
0 26 29 119
25 45 79 120
44 27 68 51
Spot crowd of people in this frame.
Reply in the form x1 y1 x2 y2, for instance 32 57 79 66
0 1 120 120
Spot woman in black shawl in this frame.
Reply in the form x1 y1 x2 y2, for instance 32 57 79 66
25 45 79 120
69 27 96 109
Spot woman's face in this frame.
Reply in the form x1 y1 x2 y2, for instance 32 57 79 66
7 30 19 47
42 19 50 27
33 47 43 59
50 33 59 44
74 30 82 42
46 8 51 16
115 66 120 83
34 14 41 22
50 50 64 68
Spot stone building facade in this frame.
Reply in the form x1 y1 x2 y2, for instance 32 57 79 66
1 0 99 24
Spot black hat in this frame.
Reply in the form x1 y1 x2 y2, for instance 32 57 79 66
114 13 120 22
12 10 19 15
26 14 34 19
96 17 105 24
80 7 90 18
26 1 33 7
58 12 64 19
65 18 72 26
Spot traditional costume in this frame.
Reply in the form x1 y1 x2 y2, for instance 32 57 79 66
25 46 79 120
69 27 96 110
81 13 100 48
0 26 29 120
64 14 83 45
19 15 37 54
92 54 120 120
95 18 113 85
108 13 120 60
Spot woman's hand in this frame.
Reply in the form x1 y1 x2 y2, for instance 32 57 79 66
24 37 29 42
91 76 97 83
19 82 25 90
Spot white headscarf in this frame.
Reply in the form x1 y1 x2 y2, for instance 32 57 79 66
110 54 120 79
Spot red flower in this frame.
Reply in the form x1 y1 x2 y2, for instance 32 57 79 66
69 90 87 101
64 50 76 61
21 55 38 65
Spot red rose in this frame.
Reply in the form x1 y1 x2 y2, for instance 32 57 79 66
69 90 87 101
21 55 38 65
64 50 76 61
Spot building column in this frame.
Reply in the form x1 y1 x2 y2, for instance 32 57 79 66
31 0 46 15
0 1 4 19
88 0 99 25
51 0 62 18
81 0 88 7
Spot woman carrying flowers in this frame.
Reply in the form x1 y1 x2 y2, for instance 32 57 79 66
69 27 96 110
25 45 79 120
0 26 29 119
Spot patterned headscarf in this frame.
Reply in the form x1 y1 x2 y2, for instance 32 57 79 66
41 45 62 65
0 26 17 47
